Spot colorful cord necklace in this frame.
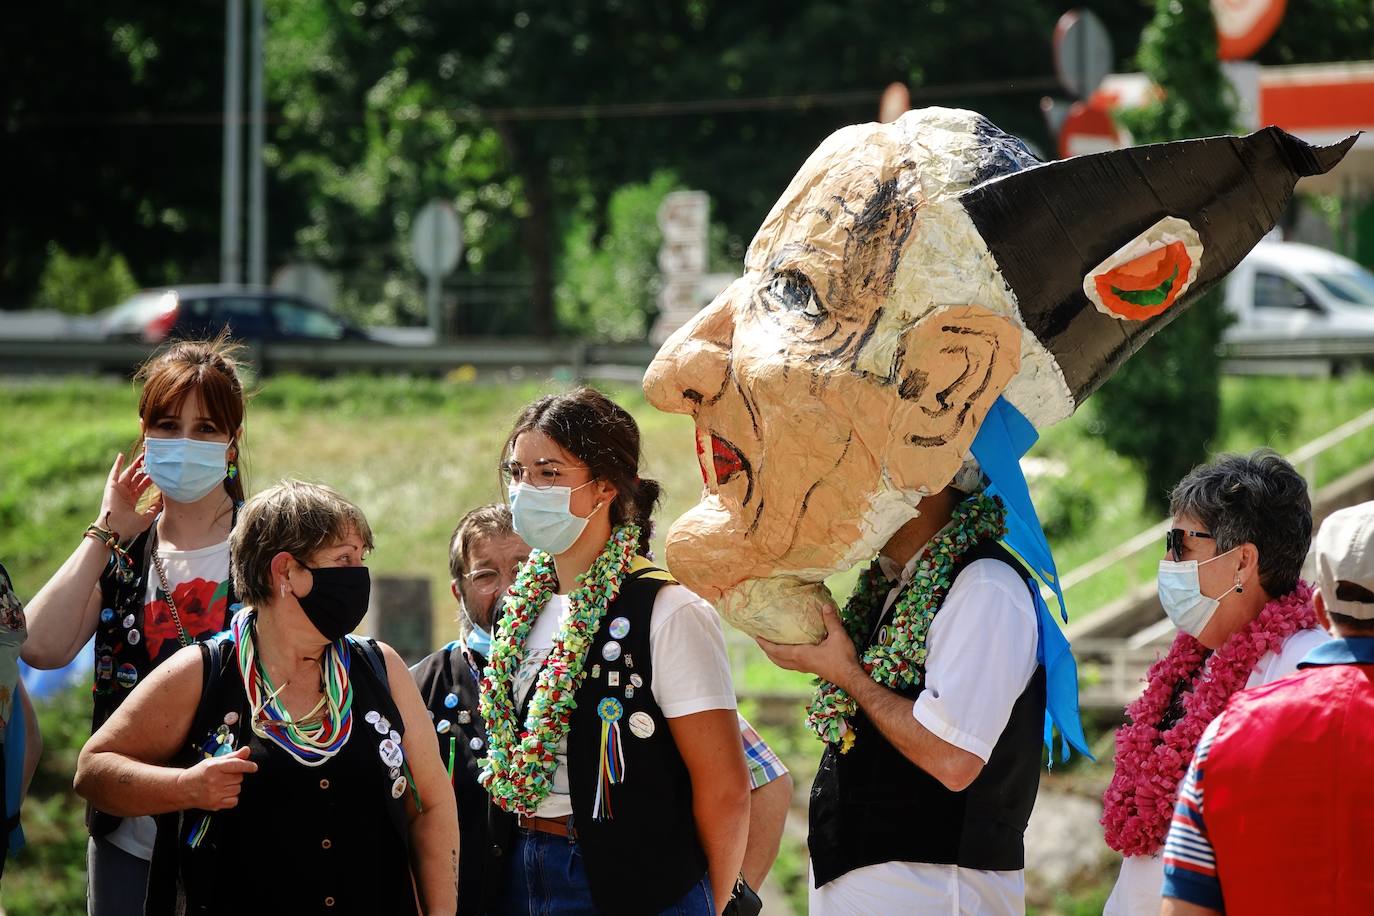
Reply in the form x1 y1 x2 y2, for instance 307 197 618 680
231 607 354 767
807 492 1007 751
478 524 639 815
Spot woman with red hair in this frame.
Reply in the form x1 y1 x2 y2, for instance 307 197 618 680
24 336 249 916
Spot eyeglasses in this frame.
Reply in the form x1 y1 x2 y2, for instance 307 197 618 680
463 564 526 596
1166 528 1215 562
499 459 590 490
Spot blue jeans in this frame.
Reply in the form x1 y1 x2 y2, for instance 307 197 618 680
500 827 714 916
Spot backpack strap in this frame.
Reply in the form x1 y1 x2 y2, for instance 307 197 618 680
348 635 390 688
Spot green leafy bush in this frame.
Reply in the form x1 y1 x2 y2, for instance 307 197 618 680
34 246 139 316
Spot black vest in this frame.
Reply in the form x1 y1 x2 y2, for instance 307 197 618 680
146 633 414 915
411 642 489 916
90 516 240 839
809 541 1047 887
489 562 708 915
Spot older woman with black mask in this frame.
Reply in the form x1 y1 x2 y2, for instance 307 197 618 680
1100 450 1329 914
75 480 459 914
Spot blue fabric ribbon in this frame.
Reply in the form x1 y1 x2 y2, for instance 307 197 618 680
5 698 27 855
970 397 1093 762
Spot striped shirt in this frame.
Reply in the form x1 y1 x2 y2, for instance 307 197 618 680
1161 716 1224 911
738 713 789 790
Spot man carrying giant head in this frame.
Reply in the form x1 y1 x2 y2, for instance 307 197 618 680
645 107 1350 913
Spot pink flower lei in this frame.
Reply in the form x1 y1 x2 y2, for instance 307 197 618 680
1101 581 1318 856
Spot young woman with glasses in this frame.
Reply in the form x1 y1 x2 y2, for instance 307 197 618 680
478 387 750 916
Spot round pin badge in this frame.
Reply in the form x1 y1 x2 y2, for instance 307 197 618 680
127 629 141 645
469 737 484 751
443 693 459 709
375 717 391 735
122 613 136 629
628 711 656 739
365 710 381 725
389 730 401 744
116 663 139 689
629 673 644 689
100 608 115 624
608 616 631 640
391 776 408 799
224 711 240 726
457 710 472 725
390 767 401 780
601 641 622 662
436 719 451 734
379 738 404 769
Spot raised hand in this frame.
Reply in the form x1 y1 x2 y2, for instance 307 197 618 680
98 453 161 541
175 746 258 811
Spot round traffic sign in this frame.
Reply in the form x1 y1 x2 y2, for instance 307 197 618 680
1054 10 1113 100
411 199 463 278
1214 0 1286 61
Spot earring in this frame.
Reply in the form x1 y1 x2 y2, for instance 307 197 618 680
227 459 238 480
280 582 288 597
1234 580 1244 594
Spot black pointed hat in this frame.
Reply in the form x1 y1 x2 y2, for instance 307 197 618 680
959 128 1356 409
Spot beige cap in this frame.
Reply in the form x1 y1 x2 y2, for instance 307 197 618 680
1314 500 1374 620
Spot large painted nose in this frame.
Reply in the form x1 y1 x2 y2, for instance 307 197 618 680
643 279 743 416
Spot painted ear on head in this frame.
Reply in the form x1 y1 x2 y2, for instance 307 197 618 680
959 126 1356 413
863 305 1021 495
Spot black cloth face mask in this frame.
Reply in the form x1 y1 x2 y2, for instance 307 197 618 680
294 561 371 642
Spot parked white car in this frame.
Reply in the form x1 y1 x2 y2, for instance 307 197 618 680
1223 241 1374 346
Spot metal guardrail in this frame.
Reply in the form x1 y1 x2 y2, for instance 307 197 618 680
1222 337 1374 360
0 337 661 377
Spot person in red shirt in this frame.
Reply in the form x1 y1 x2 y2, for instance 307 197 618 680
1161 500 1374 915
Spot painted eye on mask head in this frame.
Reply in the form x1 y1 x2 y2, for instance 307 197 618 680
765 271 828 323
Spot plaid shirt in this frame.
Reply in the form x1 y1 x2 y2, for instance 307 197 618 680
738 713 788 789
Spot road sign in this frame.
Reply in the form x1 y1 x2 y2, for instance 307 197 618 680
411 199 464 338
1214 0 1286 61
411 199 463 277
1054 10 1113 100
1059 100 1123 159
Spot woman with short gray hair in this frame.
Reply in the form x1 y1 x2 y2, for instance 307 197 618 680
1100 449 1329 914
75 479 459 914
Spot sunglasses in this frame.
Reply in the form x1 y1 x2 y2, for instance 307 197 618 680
1166 528 1215 562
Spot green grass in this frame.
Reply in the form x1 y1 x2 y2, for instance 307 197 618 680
7 368 1374 660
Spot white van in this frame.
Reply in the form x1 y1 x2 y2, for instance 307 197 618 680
1224 241 1374 346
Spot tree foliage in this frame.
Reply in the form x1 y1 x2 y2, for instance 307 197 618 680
1094 0 1237 511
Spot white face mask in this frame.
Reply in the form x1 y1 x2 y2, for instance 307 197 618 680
1157 546 1240 637
507 481 602 556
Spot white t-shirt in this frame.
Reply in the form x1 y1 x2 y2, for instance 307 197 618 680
512 584 737 818
812 553 1040 915
1102 624 1331 915
107 538 232 862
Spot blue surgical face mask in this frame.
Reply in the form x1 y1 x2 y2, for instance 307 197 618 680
143 437 229 504
507 481 602 556
462 594 498 658
465 622 493 657
1157 547 1239 638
